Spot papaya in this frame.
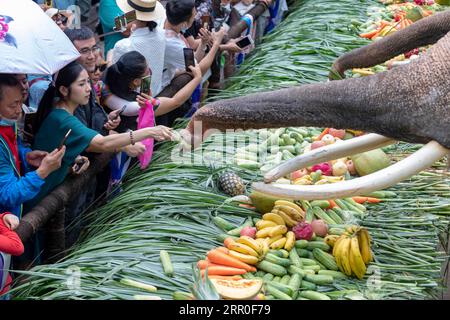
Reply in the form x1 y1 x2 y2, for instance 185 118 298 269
436 0 450 5
350 149 390 176
250 191 291 214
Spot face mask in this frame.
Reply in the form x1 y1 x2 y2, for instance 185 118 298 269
0 117 17 127
181 23 189 33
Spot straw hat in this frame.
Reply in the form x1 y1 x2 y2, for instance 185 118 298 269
116 0 166 22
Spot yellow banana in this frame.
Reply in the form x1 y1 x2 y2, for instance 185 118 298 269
256 227 274 239
350 237 367 280
337 237 353 276
228 250 259 265
358 228 373 264
324 235 339 248
271 209 297 227
269 225 288 237
256 220 277 230
262 212 285 226
229 242 259 257
284 231 296 251
237 236 263 256
345 225 360 235
269 237 287 250
333 236 345 272
266 234 283 246
274 205 304 221
274 200 305 215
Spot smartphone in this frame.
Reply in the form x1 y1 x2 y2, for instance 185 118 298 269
58 129 72 150
183 48 196 72
236 35 253 49
201 15 210 30
113 10 137 31
111 105 127 120
140 75 152 96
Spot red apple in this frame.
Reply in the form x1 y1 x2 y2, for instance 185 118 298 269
240 226 257 239
291 169 309 180
311 141 327 150
329 128 346 139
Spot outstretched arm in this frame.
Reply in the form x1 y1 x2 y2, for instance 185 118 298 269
330 10 450 78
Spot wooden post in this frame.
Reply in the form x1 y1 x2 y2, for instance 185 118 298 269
42 206 66 264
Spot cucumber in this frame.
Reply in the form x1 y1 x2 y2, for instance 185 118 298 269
304 274 334 285
315 261 327 271
289 132 304 143
279 249 290 258
298 200 311 211
212 216 236 231
299 290 331 300
341 199 365 215
256 260 287 276
266 284 293 300
288 127 309 136
303 265 320 273
310 200 331 209
312 248 339 271
331 207 346 221
243 272 255 279
295 240 309 249
282 150 295 160
272 276 281 283
236 159 260 169
360 191 386 198
287 265 306 278
160 250 174 277
305 208 314 223
279 145 296 154
299 258 318 266
344 198 367 212
263 273 275 282
334 199 351 211
268 250 284 258
296 248 311 258
318 270 347 280
280 275 291 285
326 209 343 224
267 281 293 296
300 280 317 290
288 273 302 291
381 191 397 198
313 207 337 225
297 297 310 300
292 291 299 300
303 269 316 275
255 271 266 278
265 253 292 267
253 218 261 225
217 234 238 242
226 218 253 236
235 151 259 162
311 235 324 242
289 247 303 268
306 241 331 252
265 295 275 300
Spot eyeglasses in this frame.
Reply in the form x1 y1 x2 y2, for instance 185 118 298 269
94 64 107 72
79 45 101 56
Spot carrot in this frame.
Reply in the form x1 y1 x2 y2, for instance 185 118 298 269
201 266 247 276
369 31 380 40
379 20 390 29
359 30 378 39
366 197 382 204
207 249 255 272
352 196 369 204
197 260 221 270
316 128 330 141
400 19 406 30
223 237 235 249
206 275 244 280
216 247 229 254
239 204 256 210
328 200 338 209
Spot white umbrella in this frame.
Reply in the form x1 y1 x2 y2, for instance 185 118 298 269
0 0 80 75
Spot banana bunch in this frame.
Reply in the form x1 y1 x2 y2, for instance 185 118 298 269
332 226 373 280
227 236 267 265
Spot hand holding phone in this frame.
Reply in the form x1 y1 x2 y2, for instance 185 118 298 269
110 105 127 121
140 75 152 96
183 48 196 72
58 129 72 150
236 35 253 49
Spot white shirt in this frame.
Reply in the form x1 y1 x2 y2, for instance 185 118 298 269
161 29 190 90
233 2 255 16
112 24 166 95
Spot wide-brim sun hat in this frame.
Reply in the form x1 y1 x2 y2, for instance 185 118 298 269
116 0 166 22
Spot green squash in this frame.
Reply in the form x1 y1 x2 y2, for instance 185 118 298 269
350 149 391 176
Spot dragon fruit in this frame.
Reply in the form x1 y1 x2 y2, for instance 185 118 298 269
404 48 419 59
311 162 333 176
293 222 314 240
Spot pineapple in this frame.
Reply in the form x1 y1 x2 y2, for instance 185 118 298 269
190 266 221 300
218 171 245 196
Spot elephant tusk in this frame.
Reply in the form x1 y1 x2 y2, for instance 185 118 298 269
264 134 396 183
254 141 449 200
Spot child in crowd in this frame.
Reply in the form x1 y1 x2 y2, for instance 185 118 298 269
0 212 24 300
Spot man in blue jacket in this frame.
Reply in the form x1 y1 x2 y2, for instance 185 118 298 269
0 74 65 218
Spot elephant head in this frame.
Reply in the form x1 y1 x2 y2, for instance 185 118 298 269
182 10 450 200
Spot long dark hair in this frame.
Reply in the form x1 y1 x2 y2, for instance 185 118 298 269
33 61 85 135
104 51 148 101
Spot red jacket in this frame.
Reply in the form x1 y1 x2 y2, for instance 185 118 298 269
0 212 24 296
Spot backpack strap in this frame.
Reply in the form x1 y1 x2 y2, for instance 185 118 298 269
0 252 11 292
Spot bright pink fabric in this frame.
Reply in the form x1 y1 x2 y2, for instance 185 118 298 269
137 100 156 169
